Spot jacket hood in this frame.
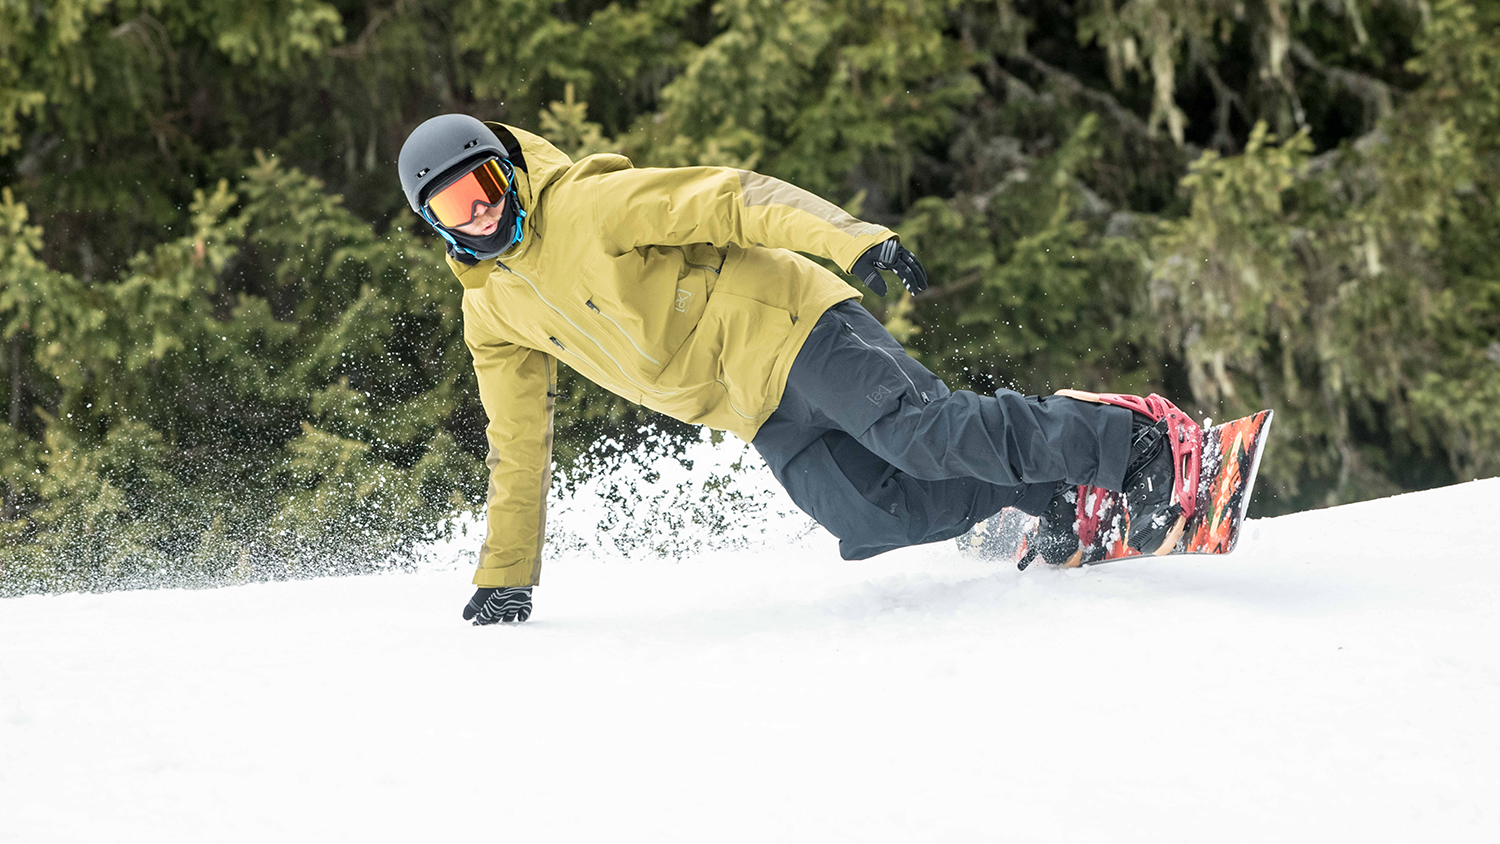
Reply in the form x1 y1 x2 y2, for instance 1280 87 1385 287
486 122 575 258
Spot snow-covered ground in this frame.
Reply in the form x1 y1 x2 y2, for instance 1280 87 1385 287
3 440 1498 843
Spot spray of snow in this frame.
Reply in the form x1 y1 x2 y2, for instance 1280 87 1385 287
421 428 819 571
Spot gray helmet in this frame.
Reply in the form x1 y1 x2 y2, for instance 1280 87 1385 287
398 114 508 213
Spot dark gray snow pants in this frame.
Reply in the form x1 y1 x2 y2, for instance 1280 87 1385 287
752 301 1132 559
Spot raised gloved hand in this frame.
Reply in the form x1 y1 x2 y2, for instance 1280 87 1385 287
850 238 928 297
462 587 533 624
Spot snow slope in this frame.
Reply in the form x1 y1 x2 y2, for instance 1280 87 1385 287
3 446 1498 843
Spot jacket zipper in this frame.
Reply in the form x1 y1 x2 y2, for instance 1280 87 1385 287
544 354 559 399
844 323 930 404
502 265 668 398
585 300 662 367
582 247 718 368
547 336 597 379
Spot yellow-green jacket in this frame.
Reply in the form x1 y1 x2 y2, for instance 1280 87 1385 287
450 125 896 588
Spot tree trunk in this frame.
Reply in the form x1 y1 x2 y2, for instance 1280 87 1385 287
8 333 19 430
3 334 19 520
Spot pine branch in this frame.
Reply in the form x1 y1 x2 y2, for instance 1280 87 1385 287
1289 39 1399 125
1005 52 1203 159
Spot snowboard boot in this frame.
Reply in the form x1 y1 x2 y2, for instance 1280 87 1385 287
1054 390 1204 558
1120 416 1185 555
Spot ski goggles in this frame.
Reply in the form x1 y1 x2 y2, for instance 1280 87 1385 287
424 158 513 228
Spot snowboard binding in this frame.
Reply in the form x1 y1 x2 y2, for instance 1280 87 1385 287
1021 391 1204 569
965 399 1272 569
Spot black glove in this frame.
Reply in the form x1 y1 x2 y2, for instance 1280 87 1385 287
462 587 533 624
850 238 928 296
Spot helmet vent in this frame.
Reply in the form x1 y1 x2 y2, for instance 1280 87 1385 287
416 167 430 178
464 138 479 149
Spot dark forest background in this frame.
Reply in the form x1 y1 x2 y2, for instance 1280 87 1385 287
3 0 1497 593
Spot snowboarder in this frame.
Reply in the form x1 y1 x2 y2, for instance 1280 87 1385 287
396 114 1198 624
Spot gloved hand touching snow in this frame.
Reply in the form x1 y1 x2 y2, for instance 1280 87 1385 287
463 587 533 624
850 238 928 297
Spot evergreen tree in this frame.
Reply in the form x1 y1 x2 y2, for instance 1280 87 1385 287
2 0 1496 592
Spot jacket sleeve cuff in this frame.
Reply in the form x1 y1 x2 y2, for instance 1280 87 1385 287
834 229 897 273
472 563 539 589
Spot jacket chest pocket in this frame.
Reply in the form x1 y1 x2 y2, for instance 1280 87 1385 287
584 245 715 377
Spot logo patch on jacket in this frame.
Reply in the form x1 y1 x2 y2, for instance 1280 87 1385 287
867 384 893 405
675 289 693 313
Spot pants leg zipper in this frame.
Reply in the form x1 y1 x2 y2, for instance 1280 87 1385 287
843 323 930 404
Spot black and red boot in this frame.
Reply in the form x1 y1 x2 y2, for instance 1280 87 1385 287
1020 391 1204 568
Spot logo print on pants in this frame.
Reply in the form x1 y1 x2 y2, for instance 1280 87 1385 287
867 384 893 405
675 289 693 313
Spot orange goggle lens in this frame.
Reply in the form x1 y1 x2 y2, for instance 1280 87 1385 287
425 159 511 227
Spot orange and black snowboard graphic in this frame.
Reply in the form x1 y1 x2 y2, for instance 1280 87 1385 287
960 410 1274 565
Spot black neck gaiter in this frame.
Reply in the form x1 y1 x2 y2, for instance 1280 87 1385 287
445 194 525 265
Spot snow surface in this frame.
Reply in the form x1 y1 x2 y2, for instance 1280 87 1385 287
3 439 1499 843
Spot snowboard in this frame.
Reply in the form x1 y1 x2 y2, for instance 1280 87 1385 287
958 409 1274 567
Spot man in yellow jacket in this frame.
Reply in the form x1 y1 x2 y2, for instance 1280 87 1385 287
398 115 1192 624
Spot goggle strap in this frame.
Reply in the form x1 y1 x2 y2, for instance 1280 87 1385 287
505 206 527 252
